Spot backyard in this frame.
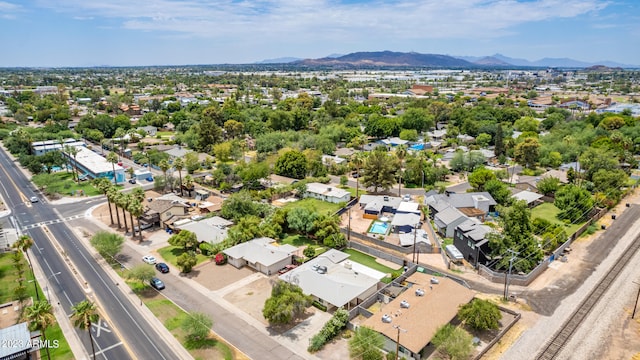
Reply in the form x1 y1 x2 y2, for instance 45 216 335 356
531 203 583 235
283 198 343 215
342 248 403 273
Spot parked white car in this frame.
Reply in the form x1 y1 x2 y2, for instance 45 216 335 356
142 255 157 265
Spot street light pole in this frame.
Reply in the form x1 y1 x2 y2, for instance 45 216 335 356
347 206 352 242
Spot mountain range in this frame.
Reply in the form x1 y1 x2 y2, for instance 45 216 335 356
256 51 637 68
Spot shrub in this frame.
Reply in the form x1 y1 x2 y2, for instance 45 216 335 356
307 308 349 352
214 252 227 265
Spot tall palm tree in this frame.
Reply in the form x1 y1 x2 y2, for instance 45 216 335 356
71 300 99 360
107 187 121 228
64 145 80 183
395 144 408 197
183 175 194 197
13 235 37 300
159 159 170 193
25 300 56 360
93 178 115 225
350 152 366 198
116 192 129 234
129 200 145 240
174 158 184 196
106 152 119 185
114 128 126 158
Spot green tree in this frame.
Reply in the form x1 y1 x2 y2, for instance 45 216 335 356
287 207 318 235
537 177 561 196
107 186 121 228
431 324 473 360
262 281 312 325
71 300 100 360
494 124 505 157
362 149 399 193
468 167 496 192
395 144 408 196
25 300 56 360
168 229 199 251
221 192 269 222
90 231 125 261
275 150 308 180
159 159 170 192
458 298 502 331
177 252 197 273
554 184 595 223
64 145 80 183
350 152 366 197
181 312 213 345
488 201 542 273
514 137 540 169
126 263 155 284
348 326 384 360
485 179 512 206
401 107 433 132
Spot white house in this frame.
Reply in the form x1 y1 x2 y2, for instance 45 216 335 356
304 183 351 204
224 237 299 275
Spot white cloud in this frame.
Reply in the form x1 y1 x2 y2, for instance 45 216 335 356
32 0 608 38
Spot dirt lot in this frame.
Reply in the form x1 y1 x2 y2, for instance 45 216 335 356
191 262 255 291
223 276 273 326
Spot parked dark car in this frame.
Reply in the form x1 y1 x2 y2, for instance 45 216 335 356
129 178 137 184
150 277 165 290
155 262 169 273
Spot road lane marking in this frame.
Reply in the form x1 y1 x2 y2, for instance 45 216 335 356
92 342 123 357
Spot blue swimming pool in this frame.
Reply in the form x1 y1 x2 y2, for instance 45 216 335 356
370 221 390 235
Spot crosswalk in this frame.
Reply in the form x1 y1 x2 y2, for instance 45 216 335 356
22 214 85 230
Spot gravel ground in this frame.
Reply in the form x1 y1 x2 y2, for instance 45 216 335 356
499 204 640 360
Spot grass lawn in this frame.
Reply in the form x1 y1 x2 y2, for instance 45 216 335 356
0 253 72 359
157 246 210 269
342 249 402 273
531 202 582 235
146 299 235 360
32 172 102 197
339 186 367 198
280 234 316 247
283 198 342 215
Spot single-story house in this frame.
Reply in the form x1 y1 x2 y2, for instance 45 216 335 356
425 192 496 222
177 216 233 244
0 322 39 359
360 274 474 360
279 249 385 311
164 146 192 161
224 237 299 275
133 169 153 182
321 154 347 166
391 213 422 234
453 218 493 267
138 125 157 136
304 183 351 204
359 195 403 219
197 195 224 213
511 189 544 207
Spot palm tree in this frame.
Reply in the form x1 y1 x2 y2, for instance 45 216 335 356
13 235 37 300
71 300 99 360
129 200 145 241
93 178 115 225
64 145 80 184
395 144 408 197
114 128 126 158
116 192 129 234
25 300 56 360
106 152 119 185
174 158 184 196
126 194 138 238
159 159 170 193
107 187 121 228
183 175 194 197
350 152 366 198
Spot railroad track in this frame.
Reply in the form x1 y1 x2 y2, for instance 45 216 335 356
536 230 640 360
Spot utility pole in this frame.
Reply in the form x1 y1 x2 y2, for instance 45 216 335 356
392 325 407 360
504 249 519 301
633 281 640 319
347 206 352 242
412 222 418 263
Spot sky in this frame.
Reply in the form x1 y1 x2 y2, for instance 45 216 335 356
0 0 638 67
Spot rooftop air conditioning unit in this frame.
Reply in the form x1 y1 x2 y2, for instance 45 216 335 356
344 261 352 269
381 314 392 323
415 289 425 296
400 300 410 309
431 277 440 284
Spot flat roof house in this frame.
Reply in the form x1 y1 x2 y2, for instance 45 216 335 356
0 322 39 360
304 183 351 204
224 237 299 275
64 146 126 184
360 274 474 360
31 138 86 156
359 195 403 219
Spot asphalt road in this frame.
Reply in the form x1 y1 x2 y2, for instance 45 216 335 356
0 147 181 360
